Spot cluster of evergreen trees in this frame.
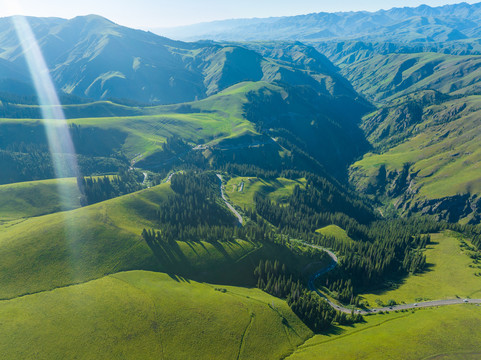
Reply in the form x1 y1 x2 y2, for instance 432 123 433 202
157 172 235 227
325 278 355 304
77 169 142 205
254 260 363 332
0 145 126 185
474 234 481 250
461 223 481 250
254 180 436 296
0 148 53 184
142 223 269 245
142 172 276 246
254 259 294 298
0 102 42 119
254 174 375 236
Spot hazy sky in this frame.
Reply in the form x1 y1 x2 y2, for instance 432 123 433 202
0 0 479 29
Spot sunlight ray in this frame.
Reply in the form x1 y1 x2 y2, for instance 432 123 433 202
11 14 81 209
8 10 85 280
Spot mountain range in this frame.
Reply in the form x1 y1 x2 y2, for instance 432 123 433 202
157 2 481 43
1 5 481 359
0 10 480 220
0 15 360 105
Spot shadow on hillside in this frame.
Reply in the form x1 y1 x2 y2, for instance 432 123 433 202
167 273 190 283
211 241 233 262
185 241 199 256
145 236 247 280
361 261 435 298
318 325 348 337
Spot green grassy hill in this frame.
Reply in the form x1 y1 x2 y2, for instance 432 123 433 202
225 176 307 210
0 179 324 299
0 184 171 299
0 175 124 221
1 79 369 182
0 82 275 165
0 178 81 221
0 270 312 360
315 225 353 245
287 305 481 360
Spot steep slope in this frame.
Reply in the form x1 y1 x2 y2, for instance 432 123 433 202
350 94 481 222
241 82 370 175
338 52 481 104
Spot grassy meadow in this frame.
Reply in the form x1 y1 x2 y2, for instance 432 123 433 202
360 232 481 306
0 178 81 220
225 176 307 210
0 270 312 360
287 305 481 360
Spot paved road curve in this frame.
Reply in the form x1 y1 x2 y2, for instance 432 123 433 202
162 174 481 313
216 174 243 225
163 172 242 226
298 241 481 314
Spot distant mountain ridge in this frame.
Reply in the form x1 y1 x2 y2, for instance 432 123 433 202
156 2 481 43
0 15 374 178
0 15 362 105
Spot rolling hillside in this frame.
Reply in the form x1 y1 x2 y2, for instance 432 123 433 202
2 7 481 360
0 178 81 220
0 79 370 183
0 271 312 360
0 177 328 299
287 305 481 360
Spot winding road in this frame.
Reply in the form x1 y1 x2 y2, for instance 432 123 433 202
299 241 481 314
164 171 177 184
163 172 242 225
216 174 243 225
165 172 481 313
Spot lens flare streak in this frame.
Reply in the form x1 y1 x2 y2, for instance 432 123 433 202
10 14 86 280
12 15 81 210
